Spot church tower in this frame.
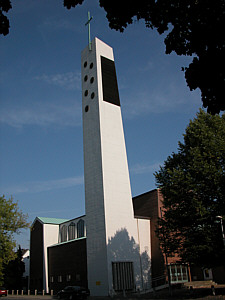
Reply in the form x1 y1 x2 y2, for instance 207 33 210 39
82 38 151 296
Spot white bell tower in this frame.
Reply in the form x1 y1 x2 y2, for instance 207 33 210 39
82 37 151 296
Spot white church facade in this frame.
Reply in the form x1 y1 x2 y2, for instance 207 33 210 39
81 37 151 296
29 38 194 296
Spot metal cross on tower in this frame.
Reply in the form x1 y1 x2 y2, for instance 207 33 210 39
85 11 93 51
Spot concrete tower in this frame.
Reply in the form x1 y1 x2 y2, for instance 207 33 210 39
82 38 151 296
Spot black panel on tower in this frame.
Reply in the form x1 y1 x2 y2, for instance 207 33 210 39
101 56 120 106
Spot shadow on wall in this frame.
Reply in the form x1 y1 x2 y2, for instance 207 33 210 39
107 228 151 291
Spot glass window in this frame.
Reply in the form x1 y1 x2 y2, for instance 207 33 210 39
66 274 71 282
58 275 62 282
77 219 85 238
76 274 81 281
169 264 188 283
68 222 76 240
60 225 67 242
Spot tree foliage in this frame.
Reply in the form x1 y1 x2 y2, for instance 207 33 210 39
1 0 225 113
3 246 25 290
155 110 225 267
0 0 11 35
0 195 29 285
64 0 225 114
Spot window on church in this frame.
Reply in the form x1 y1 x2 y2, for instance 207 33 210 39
66 274 71 282
112 262 134 291
68 222 76 240
76 274 81 281
60 225 67 243
77 219 85 238
168 264 188 283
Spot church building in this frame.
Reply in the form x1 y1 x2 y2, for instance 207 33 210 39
30 37 225 296
30 38 152 296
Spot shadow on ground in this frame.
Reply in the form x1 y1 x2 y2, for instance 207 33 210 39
94 286 225 299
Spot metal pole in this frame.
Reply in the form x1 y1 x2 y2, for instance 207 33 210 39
216 216 225 246
160 208 172 296
220 218 225 246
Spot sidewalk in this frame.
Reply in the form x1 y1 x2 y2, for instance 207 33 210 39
7 296 52 300
6 284 225 300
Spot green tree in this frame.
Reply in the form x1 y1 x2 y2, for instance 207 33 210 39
155 110 225 267
3 246 25 290
0 0 11 35
0 195 29 285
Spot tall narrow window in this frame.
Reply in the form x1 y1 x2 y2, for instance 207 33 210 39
77 219 85 238
68 222 76 240
60 225 67 243
66 274 71 282
112 262 134 291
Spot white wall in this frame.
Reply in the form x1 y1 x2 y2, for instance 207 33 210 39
43 224 59 293
136 218 151 290
22 250 30 278
82 38 109 296
82 38 151 296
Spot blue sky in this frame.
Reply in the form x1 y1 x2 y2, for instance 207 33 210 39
0 0 201 248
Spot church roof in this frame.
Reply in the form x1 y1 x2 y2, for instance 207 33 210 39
37 217 69 225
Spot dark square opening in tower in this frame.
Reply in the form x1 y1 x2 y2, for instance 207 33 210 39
101 56 120 106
